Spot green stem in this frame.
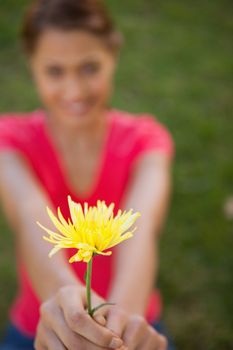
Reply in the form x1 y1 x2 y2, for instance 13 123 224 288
86 258 93 316
85 257 115 317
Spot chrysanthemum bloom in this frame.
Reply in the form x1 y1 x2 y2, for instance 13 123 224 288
37 196 140 263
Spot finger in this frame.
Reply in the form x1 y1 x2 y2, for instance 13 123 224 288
57 287 123 349
45 331 67 350
35 321 48 350
42 295 123 350
41 297 85 349
157 333 168 350
122 315 148 349
36 321 66 350
65 311 123 349
105 306 128 337
90 293 108 325
137 326 168 350
93 313 107 326
39 306 121 350
34 338 47 350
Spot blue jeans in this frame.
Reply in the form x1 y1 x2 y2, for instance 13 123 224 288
0 324 34 350
152 320 176 350
0 321 176 349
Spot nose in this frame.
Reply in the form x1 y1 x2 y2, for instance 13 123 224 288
63 75 86 101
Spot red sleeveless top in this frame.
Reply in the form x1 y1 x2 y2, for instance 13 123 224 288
0 109 174 336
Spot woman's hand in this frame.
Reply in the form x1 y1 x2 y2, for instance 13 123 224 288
96 305 168 350
34 285 125 350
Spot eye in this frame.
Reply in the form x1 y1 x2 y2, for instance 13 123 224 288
45 65 64 78
80 62 101 76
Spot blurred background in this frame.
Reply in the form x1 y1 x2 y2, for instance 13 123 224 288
0 0 232 349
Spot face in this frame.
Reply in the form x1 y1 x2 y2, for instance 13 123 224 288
30 29 117 129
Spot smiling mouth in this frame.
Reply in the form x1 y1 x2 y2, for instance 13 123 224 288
62 101 93 117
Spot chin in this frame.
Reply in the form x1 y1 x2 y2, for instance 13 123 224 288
59 110 101 129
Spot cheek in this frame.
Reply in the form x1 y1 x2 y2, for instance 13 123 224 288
35 75 60 103
90 72 114 100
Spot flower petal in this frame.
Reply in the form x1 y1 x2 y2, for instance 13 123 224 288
38 198 140 263
46 207 72 238
48 245 63 258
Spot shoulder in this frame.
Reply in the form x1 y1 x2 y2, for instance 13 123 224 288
0 110 43 129
110 109 173 139
110 109 174 158
0 110 44 150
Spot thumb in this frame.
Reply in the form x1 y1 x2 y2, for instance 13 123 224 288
93 314 107 326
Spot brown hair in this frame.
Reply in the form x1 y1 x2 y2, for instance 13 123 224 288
21 0 122 55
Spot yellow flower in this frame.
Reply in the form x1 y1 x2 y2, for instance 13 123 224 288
37 196 140 263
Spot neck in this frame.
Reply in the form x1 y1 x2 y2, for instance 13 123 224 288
45 111 108 151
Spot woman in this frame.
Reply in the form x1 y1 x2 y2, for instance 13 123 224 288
0 0 175 349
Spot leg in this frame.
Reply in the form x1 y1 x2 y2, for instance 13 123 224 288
0 323 34 350
151 320 176 350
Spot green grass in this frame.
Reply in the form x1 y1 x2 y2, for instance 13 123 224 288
0 1 233 348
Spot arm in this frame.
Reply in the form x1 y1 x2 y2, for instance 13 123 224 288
0 151 124 349
93 152 171 349
0 151 79 300
108 152 172 315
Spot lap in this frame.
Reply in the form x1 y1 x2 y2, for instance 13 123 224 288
0 320 176 350
0 324 34 350
152 320 176 350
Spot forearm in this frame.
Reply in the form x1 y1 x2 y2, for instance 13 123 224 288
108 236 158 315
108 154 171 316
0 153 83 301
16 216 82 301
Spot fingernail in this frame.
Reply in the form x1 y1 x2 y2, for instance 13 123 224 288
109 337 123 349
